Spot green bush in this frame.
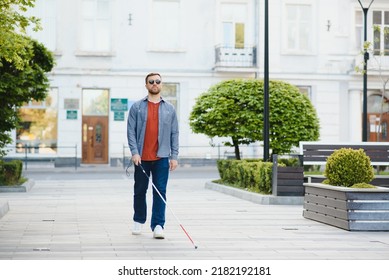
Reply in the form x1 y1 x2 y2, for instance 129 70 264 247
216 159 274 194
216 159 241 184
351 183 376 189
0 160 23 186
324 148 374 187
277 157 299 167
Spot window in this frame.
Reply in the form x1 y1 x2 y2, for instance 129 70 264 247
373 10 389 55
82 89 109 116
79 0 111 52
367 94 389 113
221 3 247 48
161 83 179 115
16 88 58 154
355 10 363 50
26 0 57 51
150 0 181 50
285 4 313 53
296 86 312 100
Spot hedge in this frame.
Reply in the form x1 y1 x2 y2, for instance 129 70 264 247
216 159 274 194
0 160 23 186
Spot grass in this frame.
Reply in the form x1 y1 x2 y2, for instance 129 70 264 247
0 176 28 187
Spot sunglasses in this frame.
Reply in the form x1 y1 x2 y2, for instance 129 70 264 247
148 79 161 85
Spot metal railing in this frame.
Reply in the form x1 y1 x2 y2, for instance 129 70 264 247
2 145 78 170
215 45 257 68
122 144 263 168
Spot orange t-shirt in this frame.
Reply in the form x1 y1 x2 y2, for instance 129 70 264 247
142 101 160 160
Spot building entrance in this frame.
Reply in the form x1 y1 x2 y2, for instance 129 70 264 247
81 89 109 164
82 116 108 164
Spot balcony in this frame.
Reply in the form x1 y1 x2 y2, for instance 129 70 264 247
368 54 389 72
214 45 257 71
355 53 389 73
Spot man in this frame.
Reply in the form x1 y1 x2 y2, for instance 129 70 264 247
127 73 179 239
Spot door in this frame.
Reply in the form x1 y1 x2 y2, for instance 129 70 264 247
82 116 108 163
82 89 109 164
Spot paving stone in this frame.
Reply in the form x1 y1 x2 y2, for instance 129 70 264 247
1 175 389 260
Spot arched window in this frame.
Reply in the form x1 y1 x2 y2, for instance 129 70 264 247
367 94 389 142
367 94 389 113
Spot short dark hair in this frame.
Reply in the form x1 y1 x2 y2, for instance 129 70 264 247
145 72 162 84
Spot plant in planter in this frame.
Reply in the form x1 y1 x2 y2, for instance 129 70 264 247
303 148 389 231
323 148 374 188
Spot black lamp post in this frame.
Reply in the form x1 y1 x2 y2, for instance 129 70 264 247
263 0 270 161
358 0 375 142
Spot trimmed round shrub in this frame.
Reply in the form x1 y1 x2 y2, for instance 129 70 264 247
351 183 376 189
324 148 374 187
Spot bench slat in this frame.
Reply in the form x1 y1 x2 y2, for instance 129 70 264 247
300 142 389 165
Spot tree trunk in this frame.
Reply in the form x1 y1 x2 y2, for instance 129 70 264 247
233 138 241 160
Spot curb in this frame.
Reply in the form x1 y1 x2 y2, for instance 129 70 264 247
205 181 304 205
0 179 35 193
0 200 9 219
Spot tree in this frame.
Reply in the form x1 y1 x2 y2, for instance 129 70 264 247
0 38 55 157
0 0 40 70
0 0 53 157
189 79 320 159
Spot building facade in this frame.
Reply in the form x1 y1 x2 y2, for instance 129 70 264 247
8 0 389 165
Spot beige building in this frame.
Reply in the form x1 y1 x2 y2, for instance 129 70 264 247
8 0 389 166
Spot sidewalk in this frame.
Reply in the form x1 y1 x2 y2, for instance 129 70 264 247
0 171 389 260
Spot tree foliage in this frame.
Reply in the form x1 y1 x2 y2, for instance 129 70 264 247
0 38 54 156
0 0 40 70
189 79 320 159
0 0 54 157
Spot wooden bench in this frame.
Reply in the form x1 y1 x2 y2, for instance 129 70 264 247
299 141 389 166
299 141 389 186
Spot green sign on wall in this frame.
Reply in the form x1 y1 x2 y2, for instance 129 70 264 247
111 98 128 111
66 110 78 120
114 111 125 121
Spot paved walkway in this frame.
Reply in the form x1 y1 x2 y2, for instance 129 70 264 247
0 171 389 260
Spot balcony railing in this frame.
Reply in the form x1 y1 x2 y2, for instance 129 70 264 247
355 53 389 72
215 45 257 68
368 54 389 71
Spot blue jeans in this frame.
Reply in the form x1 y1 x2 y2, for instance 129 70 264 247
133 158 169 231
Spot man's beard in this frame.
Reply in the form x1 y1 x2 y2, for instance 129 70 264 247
149 88 161 95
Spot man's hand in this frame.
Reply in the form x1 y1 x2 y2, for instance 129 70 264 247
169 159 178 171
132 154 142 166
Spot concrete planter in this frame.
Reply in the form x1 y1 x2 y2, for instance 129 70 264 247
272 155 304 196
303 183 389 231
0 179 35 193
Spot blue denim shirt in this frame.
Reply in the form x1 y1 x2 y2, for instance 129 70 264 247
127 96 179 160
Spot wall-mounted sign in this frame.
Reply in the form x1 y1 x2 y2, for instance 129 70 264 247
64 98 79 109
111 98 128 111
114 111 125 121
66 110 78 120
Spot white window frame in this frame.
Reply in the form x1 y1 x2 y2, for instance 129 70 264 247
282 0 316 55
77 0 112 54
220 2 248 48
372 10 389 56
216 0 254 48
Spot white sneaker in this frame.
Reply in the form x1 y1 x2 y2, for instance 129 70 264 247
153 225 165 239
132 222 142 235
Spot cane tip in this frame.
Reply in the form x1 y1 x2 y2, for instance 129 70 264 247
194 246 198 249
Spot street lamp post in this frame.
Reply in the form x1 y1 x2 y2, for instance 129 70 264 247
263 0 270 161
358 0 375 142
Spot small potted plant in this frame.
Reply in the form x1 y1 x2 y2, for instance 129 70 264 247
303 148 389 231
